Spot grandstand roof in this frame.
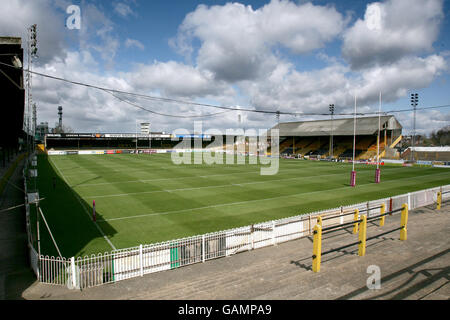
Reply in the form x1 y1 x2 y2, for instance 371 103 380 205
408 147 450 152
270 115 402 137
0 37 21 45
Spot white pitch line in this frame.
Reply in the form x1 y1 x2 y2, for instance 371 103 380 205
97 171 445 223
72 169 260 187
83 172 353 199
82 166 411 199
71 164 395 188
64 155 357 183
50 159 117 251
57 156 261 175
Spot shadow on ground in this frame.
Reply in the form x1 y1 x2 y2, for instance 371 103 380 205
29 154 118 258
336 248 450 300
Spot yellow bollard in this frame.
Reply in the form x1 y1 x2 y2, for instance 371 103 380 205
380 203 386 227
316 216 323 227
358 215 367 256
352 209 359 234
312 224 322 273
400 203 408 241
437 192 442 211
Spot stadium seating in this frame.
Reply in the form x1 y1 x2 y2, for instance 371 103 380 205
279 138 293 153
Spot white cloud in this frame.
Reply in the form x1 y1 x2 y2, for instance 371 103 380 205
342 0 444 69
396 109 450 137
79 3 120 67
31 49 448 135
356 55 447 103
0 0 66 64
31 50 244 133
125 38 144 50
239 53 447 128
113 2 134 18
32 50 133 131
172 0 345 82
4 0 446 136
126 60 235 99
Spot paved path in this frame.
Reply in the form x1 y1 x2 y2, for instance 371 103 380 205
18 201 450 300
0 155 36 300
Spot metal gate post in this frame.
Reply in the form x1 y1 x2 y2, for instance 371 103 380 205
312 224 322 273
71 257 76 289
380 203 386 227
202 235 206 261
358 215 367 257
400 203 408 241
437 191 442 210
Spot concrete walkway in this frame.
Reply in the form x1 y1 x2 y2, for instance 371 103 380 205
18 201 450 300
0 155 36 300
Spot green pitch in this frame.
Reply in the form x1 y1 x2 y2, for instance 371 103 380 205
29 153 450 258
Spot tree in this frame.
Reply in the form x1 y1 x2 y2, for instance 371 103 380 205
53 123 74 134
429 126 450 146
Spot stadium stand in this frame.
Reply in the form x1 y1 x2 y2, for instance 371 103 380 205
270 115 403 160
43 116 404 161
44 133 216 151
401 147 450 162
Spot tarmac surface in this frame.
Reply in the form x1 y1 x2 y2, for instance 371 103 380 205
0 155 36 300
1 157 449 300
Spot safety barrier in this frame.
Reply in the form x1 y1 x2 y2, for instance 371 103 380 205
312 204 409 272
437 190 450 211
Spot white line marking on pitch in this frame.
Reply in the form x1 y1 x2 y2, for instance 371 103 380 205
51 159 117 251
97 171 444 223
71 170 262 187
69 162 368 187
82 167 409 199
83 172 354 199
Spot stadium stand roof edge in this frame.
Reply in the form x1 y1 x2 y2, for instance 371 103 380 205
407 146 450 152
269 115 402 137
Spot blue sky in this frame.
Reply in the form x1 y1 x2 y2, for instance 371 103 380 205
1 0 449 134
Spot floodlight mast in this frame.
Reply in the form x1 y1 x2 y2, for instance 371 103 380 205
350 95 357 187
375 91 381 183
329 104 335 159
26 24 38 153
410 93 418 162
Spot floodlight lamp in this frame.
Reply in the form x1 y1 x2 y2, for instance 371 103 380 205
12 56 22 68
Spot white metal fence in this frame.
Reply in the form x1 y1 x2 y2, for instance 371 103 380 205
23 155 450 289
